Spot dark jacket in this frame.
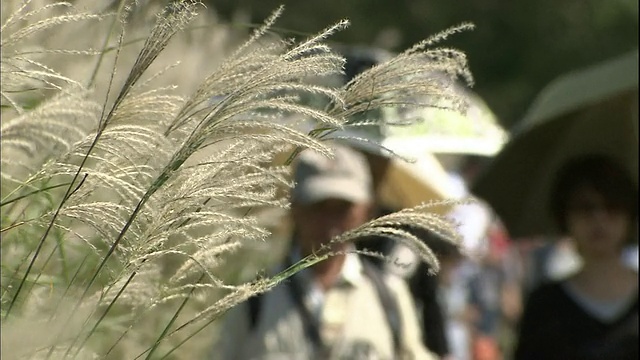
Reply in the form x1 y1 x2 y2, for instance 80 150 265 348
514 281 638 360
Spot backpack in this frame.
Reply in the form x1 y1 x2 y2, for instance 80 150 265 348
247 257 403 355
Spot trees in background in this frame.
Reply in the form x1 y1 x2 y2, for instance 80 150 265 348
207 0 638 129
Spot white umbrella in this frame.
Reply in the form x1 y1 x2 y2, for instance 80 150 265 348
377 88 508 156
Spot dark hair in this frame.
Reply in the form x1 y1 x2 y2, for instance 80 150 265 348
550 154 637 236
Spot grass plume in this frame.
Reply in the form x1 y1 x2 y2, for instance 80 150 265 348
1 1 474 358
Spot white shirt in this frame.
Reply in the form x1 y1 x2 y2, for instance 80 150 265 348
215 249 437 359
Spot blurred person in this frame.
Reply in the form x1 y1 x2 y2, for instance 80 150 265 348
514 155 638 360
437 251 476 360
383 154 504 360
469 221 511 338
384 226 468 360
214 144 437 359
378 154 487 360
467 220 523 360
377 152 489 360
445 155 507 360
436 154 527 360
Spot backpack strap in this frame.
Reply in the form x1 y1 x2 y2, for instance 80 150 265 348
361 258 403 356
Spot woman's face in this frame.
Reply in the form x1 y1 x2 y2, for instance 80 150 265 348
565 185 630 259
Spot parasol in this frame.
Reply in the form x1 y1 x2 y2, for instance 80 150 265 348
471 50 639 239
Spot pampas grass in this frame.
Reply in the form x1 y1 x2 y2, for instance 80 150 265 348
1 0 473 358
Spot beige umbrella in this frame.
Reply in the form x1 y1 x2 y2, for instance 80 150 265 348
339 136 455 213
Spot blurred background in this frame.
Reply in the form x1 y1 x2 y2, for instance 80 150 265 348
195 3 638 359
3 1 636 358
206 0 638 130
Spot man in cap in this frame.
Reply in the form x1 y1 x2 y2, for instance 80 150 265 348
215 143 436 359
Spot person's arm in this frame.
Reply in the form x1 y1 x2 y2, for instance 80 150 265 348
386 273 440 360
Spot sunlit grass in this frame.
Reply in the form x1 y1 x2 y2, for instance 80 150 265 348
1 1 472 358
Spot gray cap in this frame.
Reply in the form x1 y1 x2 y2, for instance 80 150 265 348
292 144 373 205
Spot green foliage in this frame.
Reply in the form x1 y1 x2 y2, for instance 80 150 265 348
207 0 639 129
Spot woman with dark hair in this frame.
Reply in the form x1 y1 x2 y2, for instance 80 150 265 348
514 154 638 360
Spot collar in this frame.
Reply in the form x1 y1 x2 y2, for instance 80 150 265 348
289 245 364 288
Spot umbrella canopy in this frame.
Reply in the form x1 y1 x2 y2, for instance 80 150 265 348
272 78 502 215
472 50 639 239
378 87 508 156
